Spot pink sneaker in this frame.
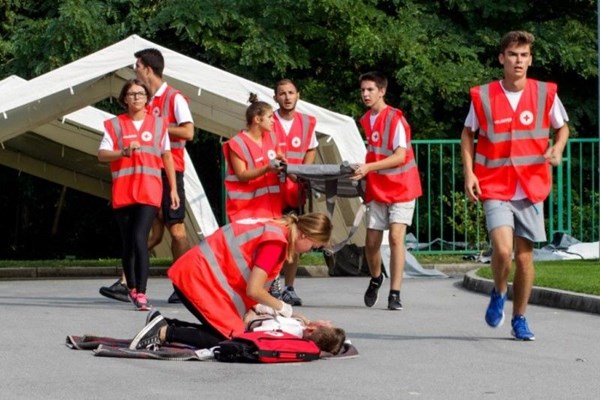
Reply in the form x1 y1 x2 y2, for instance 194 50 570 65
134 292 151 311
129 288 138 303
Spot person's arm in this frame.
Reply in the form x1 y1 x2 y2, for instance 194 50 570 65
168 94 194 141
161 151 180 210
351 146 406 181
98 140 140 163
544 124 569 166
168 122 194 141
246 267 290 313
303 148 317 164
229 151 280 182
460 126 481 202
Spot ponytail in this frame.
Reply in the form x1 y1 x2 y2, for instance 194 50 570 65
275 212 332 262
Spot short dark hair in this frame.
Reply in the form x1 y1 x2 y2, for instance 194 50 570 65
134 48 165 78
359 71 387 90
117 78 150 108
500 31 535 54
274 78 298 95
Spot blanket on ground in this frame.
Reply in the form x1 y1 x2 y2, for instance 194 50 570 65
65 334 359 361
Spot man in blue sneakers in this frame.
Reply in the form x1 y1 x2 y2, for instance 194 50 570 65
460 31 569 340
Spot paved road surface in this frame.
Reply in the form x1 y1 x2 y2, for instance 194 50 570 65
1 276 598 400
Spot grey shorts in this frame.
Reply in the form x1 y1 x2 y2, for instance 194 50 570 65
483 199 546 242
367 199 416 231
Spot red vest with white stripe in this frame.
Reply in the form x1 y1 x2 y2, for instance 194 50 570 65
223 130 283 221
149 85 188 172
471 79 556 202
104 114 166 208
273 112 317 208
168 221 288 337
360 106 422 203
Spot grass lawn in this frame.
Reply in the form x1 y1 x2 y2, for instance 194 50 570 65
475 260 600 296
1 255 598 297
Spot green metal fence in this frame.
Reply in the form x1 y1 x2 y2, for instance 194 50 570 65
411 138 600 254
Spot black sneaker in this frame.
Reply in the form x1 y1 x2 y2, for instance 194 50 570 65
388 293 403 310
269 278 283 299
145 309 162 325
167 291 181 304
129 314 168 350
99 280 130 303
282 286 303 306
364 274 384 307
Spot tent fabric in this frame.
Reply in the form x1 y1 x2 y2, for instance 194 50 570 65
0 35 367 254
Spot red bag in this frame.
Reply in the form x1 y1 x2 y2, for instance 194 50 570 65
215 331 320 363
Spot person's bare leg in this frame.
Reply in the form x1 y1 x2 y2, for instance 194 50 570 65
147 215 165 252
388 223 407 291
365 228 384 278
488 226 514 293
283 255 299 288
168 222 190 261
512 236 534 316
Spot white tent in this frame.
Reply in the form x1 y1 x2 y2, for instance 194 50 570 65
0 35 367 256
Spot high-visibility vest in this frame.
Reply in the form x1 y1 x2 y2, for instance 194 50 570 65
471 79 556 202
104 114 166 208
148 85 188 172
168 220 288 337
273 112 317 208
360 106 422 203
223 130 283 221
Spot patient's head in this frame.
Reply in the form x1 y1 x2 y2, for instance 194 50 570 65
303 323 346 355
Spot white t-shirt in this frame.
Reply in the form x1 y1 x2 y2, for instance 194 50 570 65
99 118 170 152
369 107 407 150
152 82 194 126
275 110 318 150
250 316 305 338
463 81 569 200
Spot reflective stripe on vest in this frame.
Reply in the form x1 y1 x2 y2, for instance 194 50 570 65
197 224 285 318
108 116 164 180
479 82 549 143
286 113 312 160
476 81 549 167
224 133 282 197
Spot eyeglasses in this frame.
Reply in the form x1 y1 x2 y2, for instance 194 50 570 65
126 91 147 98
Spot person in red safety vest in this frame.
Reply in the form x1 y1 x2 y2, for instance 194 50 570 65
270 79 319 307
461 31 569 341
351 71 422 312
223 93 285 222
98 79 180 311
99 48 194 305
164 212 332 344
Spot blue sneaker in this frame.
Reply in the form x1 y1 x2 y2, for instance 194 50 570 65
511 315 535 341
485 288 506 327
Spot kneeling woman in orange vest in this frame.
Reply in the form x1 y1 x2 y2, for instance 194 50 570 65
98 79 179 311
223 93 285 222
165 212 332 346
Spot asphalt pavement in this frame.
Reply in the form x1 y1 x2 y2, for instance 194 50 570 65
1 275 599 400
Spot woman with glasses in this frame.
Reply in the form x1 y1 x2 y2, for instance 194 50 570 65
98 78 179 311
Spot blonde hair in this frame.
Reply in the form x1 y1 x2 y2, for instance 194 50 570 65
275 212 332 262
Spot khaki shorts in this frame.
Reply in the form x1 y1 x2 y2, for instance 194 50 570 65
367 199 416 231
483 199 546 242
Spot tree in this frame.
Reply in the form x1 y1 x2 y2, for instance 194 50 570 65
0 0 597 258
